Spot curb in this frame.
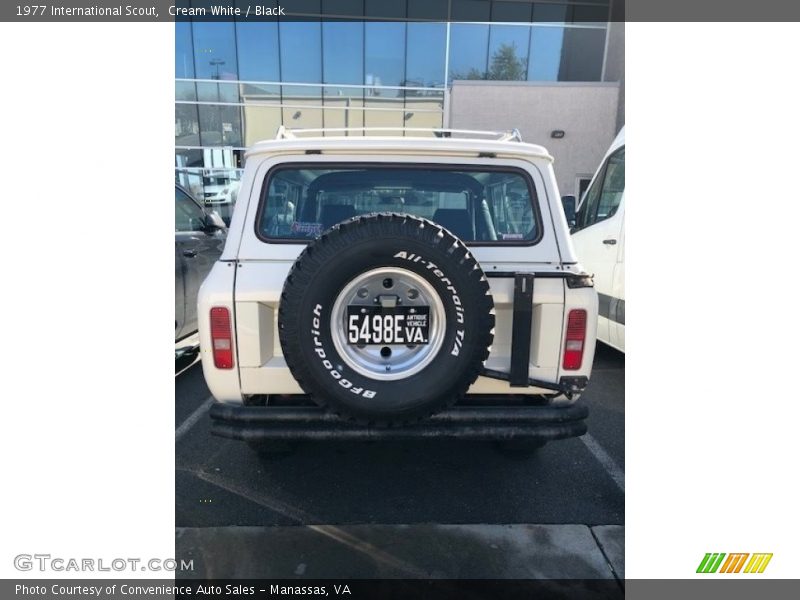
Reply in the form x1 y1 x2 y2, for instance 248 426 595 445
176 523 624 579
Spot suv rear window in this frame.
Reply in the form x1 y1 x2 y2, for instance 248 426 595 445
257 165 540 244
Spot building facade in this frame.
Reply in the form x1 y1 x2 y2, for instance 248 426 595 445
175 0 624 221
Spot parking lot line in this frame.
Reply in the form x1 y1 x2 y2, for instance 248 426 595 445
176 396 214 442
175 353 201 377
580 433 625 492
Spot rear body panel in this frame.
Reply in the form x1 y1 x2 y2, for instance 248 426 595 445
231 261 596 401
199 136 597 405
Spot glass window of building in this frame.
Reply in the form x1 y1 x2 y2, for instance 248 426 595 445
448 23 490 81
364 22 406 94
197 102 243 147
175 22 199 146
192 21 238 80
323 21 364 89
235 21 280 82
572 4 610 23
405 23 446 131
529 24 607 82
532 3 569 23
407 0 448 20
527 26 564 81
365 0 406 18
175 21 194 79
175 81 200 146
175 97 199 147
364 22 406 131
406 23 446 87
279 21 322 84
176 2 611 150
281 0 321 14
323 20 364 131
491 1 533 22
176 149 203 170
559 27 605 81
487 25 530 80
234 8 282 146
451 0 491 21
279 21 323 130
176 164 203 206
321 0 363 16
192 21 242 148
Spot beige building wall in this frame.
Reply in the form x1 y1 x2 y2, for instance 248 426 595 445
242 95 444 141
448 81 621 197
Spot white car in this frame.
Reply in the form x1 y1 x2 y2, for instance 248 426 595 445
571 127 625 352
198 127 598 453
200 172 240 206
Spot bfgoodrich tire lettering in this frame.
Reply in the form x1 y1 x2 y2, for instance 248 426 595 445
278 213 494 425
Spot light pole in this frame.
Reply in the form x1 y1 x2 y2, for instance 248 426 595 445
209 58 225 80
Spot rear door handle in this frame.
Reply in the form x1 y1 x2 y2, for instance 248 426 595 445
182 249 198 258
603 238 617 245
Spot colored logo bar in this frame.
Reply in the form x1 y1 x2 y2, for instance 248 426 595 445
697 553 772 574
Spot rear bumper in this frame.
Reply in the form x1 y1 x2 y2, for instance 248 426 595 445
209 398 588 442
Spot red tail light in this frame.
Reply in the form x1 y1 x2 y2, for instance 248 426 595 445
210 307 234 369
563 309 587 370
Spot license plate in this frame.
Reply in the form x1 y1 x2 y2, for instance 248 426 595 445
346 306 430 345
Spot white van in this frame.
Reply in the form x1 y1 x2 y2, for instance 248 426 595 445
570 127 625 352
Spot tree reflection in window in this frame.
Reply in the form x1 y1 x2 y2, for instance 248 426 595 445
487 43 528 80
451 42 528 81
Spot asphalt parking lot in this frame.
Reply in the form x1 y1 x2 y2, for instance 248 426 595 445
175 344 624 580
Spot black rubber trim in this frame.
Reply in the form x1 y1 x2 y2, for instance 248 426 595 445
485 270 594 288
509 274 534 387
481 367 565 393
598 292 625 325
209 400 588 442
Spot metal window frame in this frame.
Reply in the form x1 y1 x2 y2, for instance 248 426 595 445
177 77 445 93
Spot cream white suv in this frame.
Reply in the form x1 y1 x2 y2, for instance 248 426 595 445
198 128 598 452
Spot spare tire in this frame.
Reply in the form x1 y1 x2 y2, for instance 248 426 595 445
278 213 494 425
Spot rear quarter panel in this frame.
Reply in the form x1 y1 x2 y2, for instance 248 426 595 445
198 261 242 403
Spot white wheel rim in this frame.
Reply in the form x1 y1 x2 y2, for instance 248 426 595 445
330 267 447 381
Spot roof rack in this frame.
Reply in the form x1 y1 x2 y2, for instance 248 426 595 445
274 126 523 142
